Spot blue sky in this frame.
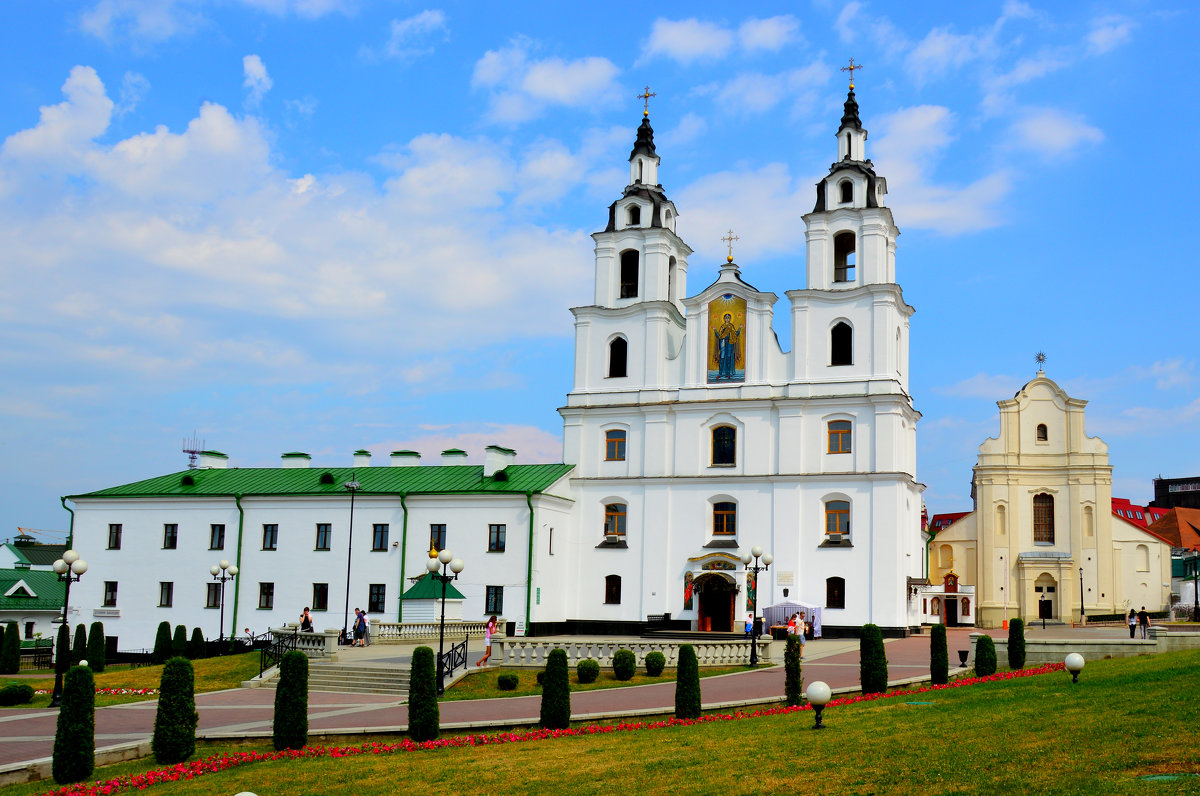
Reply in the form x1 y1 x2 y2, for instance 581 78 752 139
2 1 1198 539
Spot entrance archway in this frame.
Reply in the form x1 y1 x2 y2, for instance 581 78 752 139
695 573 736 632
1034 572 1058 621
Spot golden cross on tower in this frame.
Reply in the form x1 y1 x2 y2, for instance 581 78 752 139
638 86 656 117
841 58 863 90
722 229 740 263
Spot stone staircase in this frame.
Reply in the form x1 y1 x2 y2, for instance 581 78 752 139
263 663 410 697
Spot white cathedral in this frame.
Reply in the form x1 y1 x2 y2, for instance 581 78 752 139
64 87 926 649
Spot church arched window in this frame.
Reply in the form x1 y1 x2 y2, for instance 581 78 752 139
939 544 953 569
619 250 639 298
604 430 626 461
605 574 622 604
713 501 737 536
827 420 851 453
711 426 736 466
825 500 850 539
604 503 627 537
834 232 855 282
839 180 853 204
608 337 627 378
627 205 641 226
826 576 845 609
1033 493 1054 544
1036 423 1048 442
831 322 852 366
1136 544 1150 572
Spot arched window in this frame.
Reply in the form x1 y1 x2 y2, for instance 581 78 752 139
961 597 970 615
627 205 641 226
605 575 622 604
604 503 627 537
826 576 845 609
825 500 850 539
931 596 941 615
996 504 1007 536
711 426 736 465
1036 423 1048 442
939 544 953 569
830 322 852 366
619 250 639 298
827 420 851 453
1033 493 1054 544
668 256 677 302
1084 505 1094 537
608 337 627 378
834 231 856 282
604 430 626 461
1136 544 1150 572
713 502 737 536
839 180 853 204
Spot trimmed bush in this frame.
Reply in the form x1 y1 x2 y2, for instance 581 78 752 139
152 622 172 665
576 659 600 684
188 628 206 660
172 625 188 658
674 644 700 720
408 646 439 742
613 648 636 681
0 683 34 705
497 673 519 691
55 624 70 678
784 634 803 706
535 670 545 686
152 657 197 764
975 635 998 677
1008 618 1026 670
273 651 309 751
645 651 666 678
72 624 87 665
930 624 949 686
52 665 94 785
0 621 19 675
539 648 571 730
86 622 106 674
859 624 888 695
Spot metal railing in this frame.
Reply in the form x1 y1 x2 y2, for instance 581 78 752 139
260 628 301 677
440 635 469 683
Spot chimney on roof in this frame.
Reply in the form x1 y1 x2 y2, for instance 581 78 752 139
197 451 229 469
390 450 420 467
441 448 469 465
353 449 372 468
484 445 516 477
281 452 311 469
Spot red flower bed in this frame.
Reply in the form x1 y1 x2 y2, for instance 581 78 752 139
40 663 1064 796
33 689 159 697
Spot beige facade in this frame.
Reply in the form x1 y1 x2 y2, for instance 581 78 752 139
930 372 1171 628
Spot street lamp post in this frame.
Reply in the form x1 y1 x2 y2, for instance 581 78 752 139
342 480 361 646
426 549 465 695
209 560 238 644
50 549 87 708
1078 566 1085 623
1000 554 1007 629
1191 551 1199 624
740 545 773 667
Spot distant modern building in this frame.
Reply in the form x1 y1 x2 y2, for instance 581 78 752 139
1111 498 1169 529
1151 477 1200 511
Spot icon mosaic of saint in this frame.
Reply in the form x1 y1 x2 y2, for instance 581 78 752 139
707 294 746 383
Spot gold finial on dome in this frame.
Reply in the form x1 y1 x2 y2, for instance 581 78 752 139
638 85 656 117
722 229 740 263
841 57 863 90
428 542 439 559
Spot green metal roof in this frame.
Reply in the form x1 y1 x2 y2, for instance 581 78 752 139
401 575 466 601
68 463 574 500
4 543 66 567
0 569 65 611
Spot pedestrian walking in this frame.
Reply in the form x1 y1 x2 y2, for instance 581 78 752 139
1137 606 1150 639
476 615 499 667
1127 608 1137 639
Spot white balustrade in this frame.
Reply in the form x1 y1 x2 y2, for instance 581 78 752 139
372 621 489 643
490 638 772 668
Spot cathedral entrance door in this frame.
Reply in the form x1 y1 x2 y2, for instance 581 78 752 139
696 574 735 632
945 600 959 626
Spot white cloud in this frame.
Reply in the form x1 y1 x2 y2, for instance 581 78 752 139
115 72 150 117
1009 108 1103 156
1131 360 1195 391
242 55 273 108
364 9 448 61
472 39 620 123
714 61 830 115
2 66 114 163
662 113 707 148
285 95 318 118
1093 398 1200 437
79 0 205 44
934 373 1023 399
738 16 800 52
377 423 563 465
642 18 735 64
906 27 986 87
236 0 357 17
1088 14 1136 55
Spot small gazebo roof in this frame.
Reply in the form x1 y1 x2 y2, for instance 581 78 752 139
401 575 465 601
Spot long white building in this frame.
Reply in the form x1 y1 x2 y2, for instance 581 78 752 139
64 88 925 649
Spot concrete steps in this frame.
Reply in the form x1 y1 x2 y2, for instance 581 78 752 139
263 663 410 697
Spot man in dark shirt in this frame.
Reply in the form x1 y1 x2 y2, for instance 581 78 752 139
1137 606 1150 639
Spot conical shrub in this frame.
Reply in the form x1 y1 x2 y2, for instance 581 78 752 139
784 634 803 706
52 665 94 784
407 646 439 742
674 644 701 719
86 622 106 673
859 623 888 694
172 625 187 658
273 651 309 751
930 624 948 685
152 657 197 764
975 635 998 677
55 624 70 678
152 621 172 665
188 628 206 660
539 648 571 730
1008 618 1026 670
72 624 87 665
0 622 19 675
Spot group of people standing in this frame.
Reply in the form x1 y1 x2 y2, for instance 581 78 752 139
1128 607 1151 639
787 611 810 659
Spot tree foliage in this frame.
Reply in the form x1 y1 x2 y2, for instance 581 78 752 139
172 625 188 658
644 651 666 677
273 651 309 751
612 648 636 681
72 624 87 665
859 624 888 695
975 635 998 677
86 622 106 673
784 634 803 706
674 644 701 719
930 624 949 686
407 646 439 742
52 666 94 784
539 648 571 730
152 622 173 665
188 628 206 660
152 657 197 764
0 621 19 675
1008 618 1026 670
55 624 71 677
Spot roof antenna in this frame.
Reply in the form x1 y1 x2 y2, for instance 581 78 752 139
182 432 206 469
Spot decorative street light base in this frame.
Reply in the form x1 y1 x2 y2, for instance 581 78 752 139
813 706 826 729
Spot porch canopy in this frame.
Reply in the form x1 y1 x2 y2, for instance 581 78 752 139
763 601 823 637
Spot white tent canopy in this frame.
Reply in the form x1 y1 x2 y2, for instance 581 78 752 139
763 601 822 637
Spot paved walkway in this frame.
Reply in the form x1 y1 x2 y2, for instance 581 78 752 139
0 625 1132 772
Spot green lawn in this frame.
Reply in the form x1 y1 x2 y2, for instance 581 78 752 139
443 665 750 701
14 650 1200 794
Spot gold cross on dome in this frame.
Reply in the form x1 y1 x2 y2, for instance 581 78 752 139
722 229 740 263
638 86 656 117
841 58 863 90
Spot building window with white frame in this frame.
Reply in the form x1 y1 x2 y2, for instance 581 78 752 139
312 583 329 611
371 524 389 551
604 575 622 604
604 503 627 537
210 524 225 550
262 524 278 551
368 584 385 614
605 429 627 461
713 502 737 536
103 581 118 607
488 524 506 552
826 576 846 609
486 585 504 614
430 524 447 551
162 524 178 549
258 583 274 610
825 500 850 539
315 523 332 551
158 582 173 607
827 420 851 453
206 583 221 609
107 524 122 550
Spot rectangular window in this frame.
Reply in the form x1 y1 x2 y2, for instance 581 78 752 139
827 420 852 453
209 524 225 550
605 430 627 461
312 583 329 611
604 575 621 605
368 584 385 614
206 583 221 609
604 504 627 536
103 581 118 607
713 502 737 535
262 524 278 551
162 524 178 549
371 524 389 551
107 524 122 550
258 582 274 610
485 585 504 614
430 524 447 551
24 622 33 640
315 523 332 551
825 501 851 536
488 524 506 552
1033 494 1054 544
158 582 173 607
